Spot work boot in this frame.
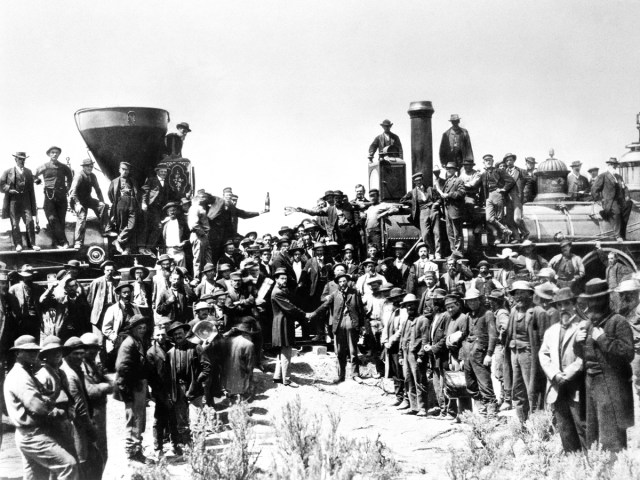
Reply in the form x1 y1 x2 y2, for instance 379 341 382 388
499 400 513 412
128 451 149 464
396 400 410 410
15 244 22 252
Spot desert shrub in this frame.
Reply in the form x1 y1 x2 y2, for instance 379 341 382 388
130 458 172 480
186 404 259 480
270 395 400 480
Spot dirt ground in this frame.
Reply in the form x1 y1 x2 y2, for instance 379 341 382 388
1 349 639 479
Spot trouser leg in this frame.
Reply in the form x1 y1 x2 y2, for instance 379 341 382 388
153 402 167 451
9 199 25 247
346 327 360 375
511 349 531 422
431 365 446 410
124 380 147 455
471 349 495 404
274 346 292 381
491 344 505 403
403 351 417 411
334 331 347 380
389 352 404 401
419 210 434 256
631 352 640 405
175 386 191 445
446 216 464 253
15 428 79 480
553 395 584 453
408 353 425 411
587 373 627 452
74 206 87 246
145 207 163 248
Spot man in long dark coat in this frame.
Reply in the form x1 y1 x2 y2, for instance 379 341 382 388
574 278 635 452
591 157 632 241
439 114 474 169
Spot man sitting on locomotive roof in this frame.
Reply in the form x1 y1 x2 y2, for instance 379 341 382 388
35 146 73 249
591 157 633 241
1 152 40 252
69 158 111 249
108 161 139 255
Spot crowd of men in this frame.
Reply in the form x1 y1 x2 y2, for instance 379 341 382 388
1 116 639 478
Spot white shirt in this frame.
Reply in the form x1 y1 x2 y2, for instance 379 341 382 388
165 218 181 247
293 261 303 281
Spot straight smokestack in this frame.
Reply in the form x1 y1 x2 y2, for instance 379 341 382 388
407 101 435 187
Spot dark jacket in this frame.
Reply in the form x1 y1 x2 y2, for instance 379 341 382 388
70 170 104 206
503 305 544 396
463 306 497 358
592 171 629 215
505 166 530 205
271 285 307 347
1 166 37 218
305 256 331 297
156 287 191 322
400 186 439 229
314 286 365 333
142 175 170 209
441 175 466 219
114 335 149 402
108 176 139 219
368 132 403 160
480 168 515 200
439 127 473 167
422 311 452 368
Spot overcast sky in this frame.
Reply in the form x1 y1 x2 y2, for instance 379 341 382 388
2 1 640 234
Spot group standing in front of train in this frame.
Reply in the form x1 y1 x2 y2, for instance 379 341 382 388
1 117 639 478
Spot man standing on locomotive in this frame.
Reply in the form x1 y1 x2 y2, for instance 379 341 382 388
480 154 515 245
34 146 73 249
591 157 633 241
140 163 171 255
108 161 139 254
400 171 442 259
1 152 40 252
69 158 110 249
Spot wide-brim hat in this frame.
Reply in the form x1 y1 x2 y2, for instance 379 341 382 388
176 122 192 132
162 202 180 213
587 167 599 173
399 293 419 306
334 272 351 282
80 158 95 167
570 161 582 168
510 280 534 293
125 314 150 331
194 301 211 312
64 259 82 269
444 294 461 306
212 288 228 297
394 241 408 250
323 190 335 199
606 157 619 166
46 146 62 155
361 258 376 267
12 152 29 160
477 260 490 268
278 226 293 235
218 264 232 273
487 290 505 301
366 276 384 285
100 260 115 270
201 263 216 274
520 240 535 248
445 162 458 170
497 248 516 259
537 267 556 279
115 281 133 293
80 332 101 349
464 288 481 301
388 287 405 300
534 283 558 300
503 153 517 162
129 265 150 278
433 288 448 300
579 278 611 299
449 114 460 122
38 336 64 356
342 244 355 252
18 264 35 278
312 242 325 250
10 335 41 351
276 237 291 246
380 119 393 126
332 262 347 272
550 287 576 304
525 157 536 164
157 253 173 264
63 336 86 354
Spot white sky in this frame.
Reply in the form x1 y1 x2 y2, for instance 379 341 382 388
2 1 640 234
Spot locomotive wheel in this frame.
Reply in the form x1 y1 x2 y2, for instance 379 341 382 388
86 245 107 265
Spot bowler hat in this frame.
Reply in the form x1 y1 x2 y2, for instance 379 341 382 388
278 226 293 235
411 172 423 180
63 337 86 354
525 157 536 164
380 119 393 126
503 153 517 162
445 162 458 170
154 162 169 171
12 152 29 160
551 287 576 304
288 245 304 255
400 294 419 306
162 202 180 213
333 262 347 272
124 314 149 331
449 114 461 122
276 237 290 247
361 258 376 267
10 335 40 351
444 294 461 306
80 158 94 167
510 280 534 293
579 278 610 299
46 146 62 155
129 265 150 278
176 122 192 132
394 241 407 250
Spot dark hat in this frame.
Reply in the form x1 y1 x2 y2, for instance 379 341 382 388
525 157 536 164
487 290 505 301
10 335 40 351
482 154 494 161
276 237 291 246
587 167 599 173
394 241 408 250
12 152 29 160
63 336 86 354
201 263 216 274
240 237 252 246
449 114 461 122
274 267 288 277
162 202 180 213
129 265 150 278
333 190 344 196
606 157 619 165
411 172 423 180
38 336 64 356
477 260 490 268
231 194 238 200
80 158 94 166
245 231 257 238
551 287 576 304
229 271 242 280
444 294 461 306
223 239 235 247
157 253 173 264
181 197 192 206
194 301 210 312
433 288 447 300
503 153 517 162
124 314 149 331
361 258 376 267
323 190 335 199
46 146 62 155
64 259 82 269
369 188 380 195
176 122 192 132
100 260 115 270
570 161 582 168
334 272 351 282
579 278 610 299
200 293 215 302
115 281 133 293
278 226 293 235
445 162 458 170
288 245 304 255
302 220 319 231
462 159 475 165
388 287 406 300
559 239 572 249
380 119 393 126
366 276 384 285
154 162 169 171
